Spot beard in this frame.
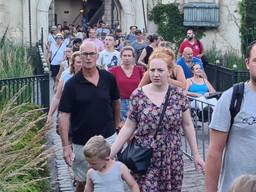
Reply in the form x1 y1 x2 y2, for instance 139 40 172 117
187 35 193 41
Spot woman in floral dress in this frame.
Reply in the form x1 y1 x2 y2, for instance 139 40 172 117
111 47 204 191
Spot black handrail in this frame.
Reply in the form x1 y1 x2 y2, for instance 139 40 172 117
0 41 50 110
0 74 49 109
205 63 249 91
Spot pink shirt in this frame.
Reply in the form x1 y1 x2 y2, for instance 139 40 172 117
109 66 144 99
83 38 105 52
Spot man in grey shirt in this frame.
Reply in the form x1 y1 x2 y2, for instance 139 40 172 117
205 41 256 192
131 29 148 63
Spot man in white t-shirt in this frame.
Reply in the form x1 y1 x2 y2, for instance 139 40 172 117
97 34 120 70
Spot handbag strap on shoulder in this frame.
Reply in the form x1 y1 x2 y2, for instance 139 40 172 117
153 86 171 139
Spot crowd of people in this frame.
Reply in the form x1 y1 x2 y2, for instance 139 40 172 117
46 21 256 192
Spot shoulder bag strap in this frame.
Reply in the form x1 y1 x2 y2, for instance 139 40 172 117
229 82 244 128
226 82 244 143
51 42 63 62
153 86 171 139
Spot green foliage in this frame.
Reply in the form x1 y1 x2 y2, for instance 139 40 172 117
206 44 245 69
148 3 205 52
0 41 33 79
222 50 245 70
239 0 256 56
0 94 52 192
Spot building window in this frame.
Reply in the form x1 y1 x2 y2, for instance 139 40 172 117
183 2 220 27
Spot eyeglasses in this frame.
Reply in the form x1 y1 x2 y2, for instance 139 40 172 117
80 52 97 57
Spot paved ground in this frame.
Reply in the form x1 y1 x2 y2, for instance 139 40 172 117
48 79 207 192
48 79 74 192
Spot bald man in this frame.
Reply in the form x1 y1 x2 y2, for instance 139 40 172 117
58 41 120 192
177 47 205 78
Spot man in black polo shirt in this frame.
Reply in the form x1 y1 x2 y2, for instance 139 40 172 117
58 41 120 192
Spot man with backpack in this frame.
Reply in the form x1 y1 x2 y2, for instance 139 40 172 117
205 41 256 192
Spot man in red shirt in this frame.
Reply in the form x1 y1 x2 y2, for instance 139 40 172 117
178 29 204 59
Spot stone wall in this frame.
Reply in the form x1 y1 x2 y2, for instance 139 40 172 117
0 0 23 44
147 0 242 55
118 0 148 33
55 0 81 26
201 0 241 55
0 0 52 46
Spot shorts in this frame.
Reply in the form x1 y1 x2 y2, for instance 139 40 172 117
120 99 129 121
50 65 60 77
72 133 117 182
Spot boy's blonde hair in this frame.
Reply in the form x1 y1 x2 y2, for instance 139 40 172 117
229 175 256 192
83 135 111 160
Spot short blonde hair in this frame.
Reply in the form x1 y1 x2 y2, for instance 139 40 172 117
149 47 176 70
229 175 256 192
83 135 111 160
69 51 81 74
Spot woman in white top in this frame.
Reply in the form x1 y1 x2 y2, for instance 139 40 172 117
47 51 82 124
56 46 73 87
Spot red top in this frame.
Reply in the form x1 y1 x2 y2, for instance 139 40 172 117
109 65 144 99
178 39 203 57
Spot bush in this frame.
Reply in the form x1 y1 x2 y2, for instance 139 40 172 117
239 0 256 56
0 41 33 79
206 44 245 69
0 92 52 192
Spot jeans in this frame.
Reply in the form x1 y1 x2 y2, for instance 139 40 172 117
120 99 129 121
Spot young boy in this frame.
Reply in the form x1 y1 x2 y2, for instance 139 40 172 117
83 135 140 192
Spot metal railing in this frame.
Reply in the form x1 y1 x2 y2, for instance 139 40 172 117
205 63 249 91
0 35 50 110
0 74 49 109
182 97 215 161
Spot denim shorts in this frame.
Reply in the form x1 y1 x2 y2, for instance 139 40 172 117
120 99 129 121
72 133 117 182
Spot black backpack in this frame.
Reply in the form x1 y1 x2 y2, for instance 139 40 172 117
229 82 245 128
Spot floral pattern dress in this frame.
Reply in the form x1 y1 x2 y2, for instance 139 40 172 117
127 85 189 192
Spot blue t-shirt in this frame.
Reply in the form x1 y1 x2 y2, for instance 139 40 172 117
177 57 204 78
